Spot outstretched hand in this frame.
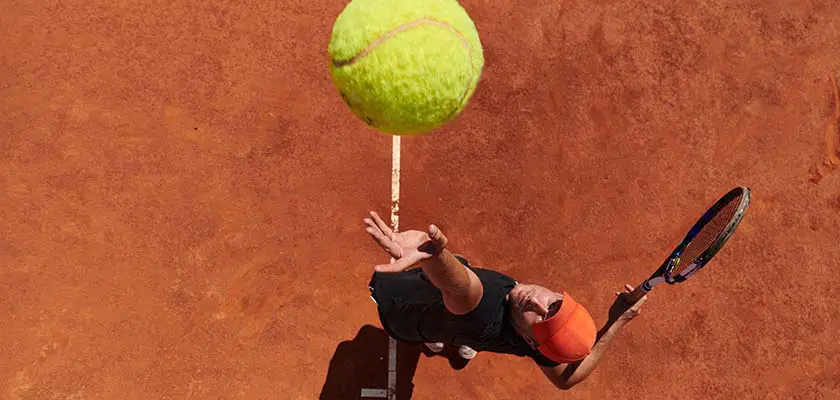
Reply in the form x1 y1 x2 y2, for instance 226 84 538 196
608 284 648 324
363 211 448 273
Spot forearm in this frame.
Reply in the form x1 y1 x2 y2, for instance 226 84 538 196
420 248 473 295
560 319 628 388
418 248 482 314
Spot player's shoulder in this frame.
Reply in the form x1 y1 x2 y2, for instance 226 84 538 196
470 267 518 302
451 256 516 288
467 265 517 285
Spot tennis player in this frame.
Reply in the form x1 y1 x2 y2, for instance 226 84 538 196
363 211 647 390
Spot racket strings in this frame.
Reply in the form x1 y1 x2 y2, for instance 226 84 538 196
674 195 742 275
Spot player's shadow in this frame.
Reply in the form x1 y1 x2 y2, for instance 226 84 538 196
319 324 470 400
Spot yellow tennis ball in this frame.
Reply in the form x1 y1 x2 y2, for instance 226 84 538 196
328 0 484 136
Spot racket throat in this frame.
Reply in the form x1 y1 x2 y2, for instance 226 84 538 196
665 257 702 283
643 275 667 290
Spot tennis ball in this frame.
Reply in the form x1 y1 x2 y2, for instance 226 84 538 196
328 0 484 136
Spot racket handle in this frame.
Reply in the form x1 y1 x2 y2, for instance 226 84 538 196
625 283 648 305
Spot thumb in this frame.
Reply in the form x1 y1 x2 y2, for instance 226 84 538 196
374 262 407 273
374 252 426 273
428 224 448 246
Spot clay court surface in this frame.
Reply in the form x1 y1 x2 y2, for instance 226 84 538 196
2 0 840 399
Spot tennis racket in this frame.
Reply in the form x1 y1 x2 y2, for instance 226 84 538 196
625 186 752 304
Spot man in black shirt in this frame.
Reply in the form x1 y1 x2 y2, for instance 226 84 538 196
363 211 647 390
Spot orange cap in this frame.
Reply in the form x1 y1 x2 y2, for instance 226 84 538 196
531 292 597 363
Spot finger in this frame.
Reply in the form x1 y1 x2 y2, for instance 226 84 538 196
365 227 401 256
365 226 390 245
365 222 385 240
364 218 380 232
374 262 404 273
624 284 634 292
631 295 648 310
370 211 393 237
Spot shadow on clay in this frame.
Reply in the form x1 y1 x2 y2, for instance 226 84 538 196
319 324 469 400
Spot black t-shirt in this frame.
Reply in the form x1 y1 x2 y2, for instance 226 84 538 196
368 265 560 368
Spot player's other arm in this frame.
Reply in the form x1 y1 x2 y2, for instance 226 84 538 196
540 318 626 389
541 286 647 390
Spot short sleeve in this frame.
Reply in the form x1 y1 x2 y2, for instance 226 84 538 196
461 270 509 325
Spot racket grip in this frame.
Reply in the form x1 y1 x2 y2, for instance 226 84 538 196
625 283 648 305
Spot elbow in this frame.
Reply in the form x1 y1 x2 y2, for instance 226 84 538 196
545 359 593 391
555 376 585 391
557 381 576 391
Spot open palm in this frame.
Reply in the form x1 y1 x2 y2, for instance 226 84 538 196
363 211 447 272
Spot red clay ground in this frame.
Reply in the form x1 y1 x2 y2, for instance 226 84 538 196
2 0 839 399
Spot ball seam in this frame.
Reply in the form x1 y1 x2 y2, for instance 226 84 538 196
331 17 479 125
331 17 471 67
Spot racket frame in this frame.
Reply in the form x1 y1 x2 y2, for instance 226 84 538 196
626 186 751 304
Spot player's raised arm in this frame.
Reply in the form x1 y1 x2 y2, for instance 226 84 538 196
363 211 484 315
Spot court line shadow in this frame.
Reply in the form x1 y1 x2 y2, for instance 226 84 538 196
319 324 470 399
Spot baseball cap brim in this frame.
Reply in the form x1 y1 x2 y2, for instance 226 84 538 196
531 292 597 363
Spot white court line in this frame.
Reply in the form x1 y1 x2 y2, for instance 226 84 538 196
361 135 401 400
391 135 401 232
387 136 400 400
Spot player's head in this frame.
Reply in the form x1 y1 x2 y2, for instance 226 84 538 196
508 283 597 363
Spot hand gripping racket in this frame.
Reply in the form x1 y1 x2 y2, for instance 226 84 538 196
625 187 751 304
